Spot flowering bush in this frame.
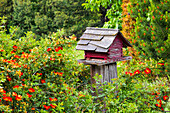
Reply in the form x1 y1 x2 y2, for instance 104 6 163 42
0 17 169 112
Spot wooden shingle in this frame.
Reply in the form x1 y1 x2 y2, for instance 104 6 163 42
80 34 103 40
89 36 116 49
95 47 108 53
76 44 97 51
77 40 90 45
84 29 118 36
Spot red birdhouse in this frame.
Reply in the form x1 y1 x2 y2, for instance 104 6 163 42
76 27 132 61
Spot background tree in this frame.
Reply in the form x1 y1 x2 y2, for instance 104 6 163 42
83 0 122 29
8 0 103 39
129 0 169 76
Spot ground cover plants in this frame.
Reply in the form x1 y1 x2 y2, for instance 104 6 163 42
0 16 169 112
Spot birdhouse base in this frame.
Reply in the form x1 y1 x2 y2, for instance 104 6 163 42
78 56 132 66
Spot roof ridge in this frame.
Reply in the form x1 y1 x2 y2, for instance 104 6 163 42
86 27 119 31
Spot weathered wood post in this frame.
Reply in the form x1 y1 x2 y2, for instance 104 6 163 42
76 27 132 94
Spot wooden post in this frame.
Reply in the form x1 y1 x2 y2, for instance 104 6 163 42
90 62 117 84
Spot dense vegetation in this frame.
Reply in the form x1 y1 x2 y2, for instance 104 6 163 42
0 0 103 39
0 0 169 112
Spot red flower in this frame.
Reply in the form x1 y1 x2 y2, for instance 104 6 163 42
41 79 46 84
157 99 162 104
27 93 32 98
144 68 151 74
29 49 32 52
50 104 57 108
57 54 62 56
14 55 20 58
13 85 19 88
3 94 7 96
2 97 12 102
161 107 164 111
47 48 52 52
11 51 15 54
152 16 155 20
29 88 35 93
31 108 35 110
43 105 50 110
156 104 161 107
79 94 85 97
13 45 18 49
134 70 140 74
15 95 22 101
55 48 60 52
163 95 168 100
158 63 164 66
12 92 18 97
7 76 11 81
49 97 57 101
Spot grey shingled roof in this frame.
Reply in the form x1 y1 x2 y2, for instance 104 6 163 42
76 27 132 53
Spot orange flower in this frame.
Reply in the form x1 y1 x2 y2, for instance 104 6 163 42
43 105 50 110
157 99 162 104
152 16 155 20
27 93 32 98
13 45 18 49
13 85 19 89
15 95 22 101
163 95 168 100
49 97 57 101
31 108 35 110
2 97 12 102
144 68 151 74
12 92 18 97
50 104 57 108
156 104 161 107
158 63 164 66
7 76 11 81
134 70 140 74
14 55 20 58
29 88 35 93
57 54 62 56
47 48 52 52
41 79 46 84
79 94 85 97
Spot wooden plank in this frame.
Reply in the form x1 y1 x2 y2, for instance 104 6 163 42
90 36 116 49
80 34 103 40
95 46 108 53
112 63 117 78
77 40 90 45
84 29 118 36
100 66 104 83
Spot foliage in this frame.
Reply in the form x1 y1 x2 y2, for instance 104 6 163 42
83 0 122 29
0 17 170 112
128 0 169 68
0 0 13 19
121 0 139 60
0 17 90 112
7 0 102 39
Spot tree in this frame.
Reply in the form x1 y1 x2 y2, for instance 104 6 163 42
129 0 169 76
82 0 122 29
9 0 103 39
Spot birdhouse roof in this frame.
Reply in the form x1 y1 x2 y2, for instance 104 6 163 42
76 27 132 53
